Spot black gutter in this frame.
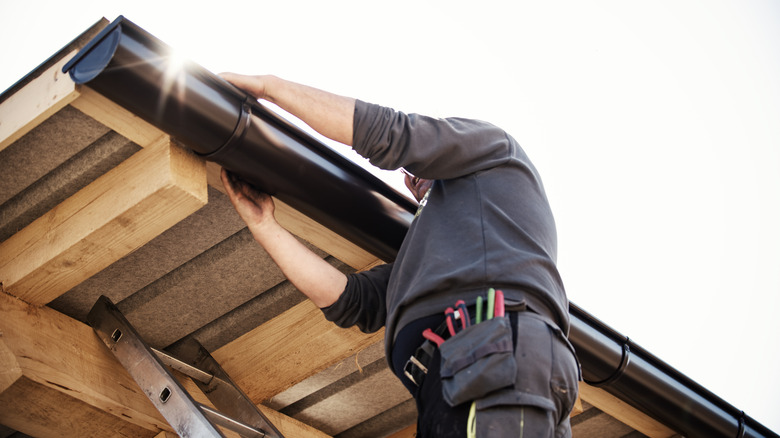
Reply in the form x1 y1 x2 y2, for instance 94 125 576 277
63 16 778 438
569 302 776 437
62 16 416 264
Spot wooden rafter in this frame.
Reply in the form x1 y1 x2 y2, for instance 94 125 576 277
0 137 207 305
213 299 385 403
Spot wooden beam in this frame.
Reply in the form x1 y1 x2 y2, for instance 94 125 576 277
0 50 81 152
0 291 167 436
0 291 333 437
213 299 385 403
0 137 207 305
70 85 166 148
578 382 677 438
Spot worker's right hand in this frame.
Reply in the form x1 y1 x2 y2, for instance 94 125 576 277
220 168 276 232
219 72 272 101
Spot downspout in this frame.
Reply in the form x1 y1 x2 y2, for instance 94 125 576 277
64 16 778 438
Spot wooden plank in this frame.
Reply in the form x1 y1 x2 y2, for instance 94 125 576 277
70 85 166 148
0 50 81 152
578 382 677 438
206 161 380 270
0 137 207 305
213 299 385 403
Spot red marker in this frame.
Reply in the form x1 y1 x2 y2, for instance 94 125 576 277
495 290 505 317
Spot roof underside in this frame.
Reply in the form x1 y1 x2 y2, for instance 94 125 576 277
0 18 680 438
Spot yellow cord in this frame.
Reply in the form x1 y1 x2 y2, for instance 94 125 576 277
519 407 524 438
467 401 477 438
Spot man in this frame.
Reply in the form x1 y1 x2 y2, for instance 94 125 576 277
219 73 579 437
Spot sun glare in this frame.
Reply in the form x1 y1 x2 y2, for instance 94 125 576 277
157 49 189 120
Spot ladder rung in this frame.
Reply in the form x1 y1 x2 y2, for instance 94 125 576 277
199 403 266 438
153 347 213 384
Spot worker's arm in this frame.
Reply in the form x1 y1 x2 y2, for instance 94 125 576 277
220 73 356 146
220 168 347 308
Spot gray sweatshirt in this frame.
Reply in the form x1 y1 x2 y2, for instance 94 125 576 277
322 100 568 362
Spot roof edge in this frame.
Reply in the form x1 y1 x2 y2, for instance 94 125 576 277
0 17 109 104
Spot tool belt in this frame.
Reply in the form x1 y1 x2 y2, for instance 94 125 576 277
403 289 517 393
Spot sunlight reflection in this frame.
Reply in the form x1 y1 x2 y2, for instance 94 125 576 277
157 49 189 120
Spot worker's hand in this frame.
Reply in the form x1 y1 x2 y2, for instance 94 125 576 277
221 168 276 231
219 72 272 101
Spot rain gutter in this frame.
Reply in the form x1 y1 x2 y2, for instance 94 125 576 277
63 16 416 263
64 16 778 438
570 302 776 437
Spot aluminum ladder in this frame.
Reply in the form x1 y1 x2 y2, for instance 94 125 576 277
88 295 284 438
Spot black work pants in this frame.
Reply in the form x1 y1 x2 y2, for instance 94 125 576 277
392 310 580 437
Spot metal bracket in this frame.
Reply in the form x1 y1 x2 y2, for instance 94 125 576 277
87 295 284 438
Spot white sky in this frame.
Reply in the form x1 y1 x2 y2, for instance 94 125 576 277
2 0 778 434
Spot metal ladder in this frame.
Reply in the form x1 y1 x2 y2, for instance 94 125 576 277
87 295 284 438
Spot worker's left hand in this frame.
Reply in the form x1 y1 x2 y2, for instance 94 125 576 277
220 168 276 232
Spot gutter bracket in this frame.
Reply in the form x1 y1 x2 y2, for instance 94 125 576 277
737 411 746 438
585 337 631 387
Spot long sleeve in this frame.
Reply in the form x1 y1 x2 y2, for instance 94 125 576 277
321 263 393 333
351 100 512 180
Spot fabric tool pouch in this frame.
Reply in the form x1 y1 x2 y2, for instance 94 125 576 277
439 316 516 407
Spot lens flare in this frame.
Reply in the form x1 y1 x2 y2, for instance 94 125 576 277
157 49 189 120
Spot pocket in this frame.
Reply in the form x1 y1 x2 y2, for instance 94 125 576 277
473 388 557 436
439 316 516 407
